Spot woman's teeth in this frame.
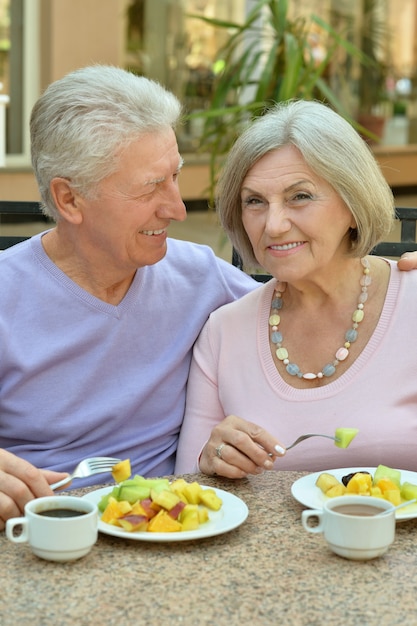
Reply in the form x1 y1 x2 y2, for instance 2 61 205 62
271 242 302 251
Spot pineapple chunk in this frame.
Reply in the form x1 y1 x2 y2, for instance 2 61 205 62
180 506 200 531
170 478 188 501
376 477 400 494
383 489 402 506
111 459 131 483
326 484 347 498
346 472 372 494
315 472 341 494
199 488 223 511
170 478 189 492
101 497 132 524
182 481 204 504
150 488 181 511
198 507 210 524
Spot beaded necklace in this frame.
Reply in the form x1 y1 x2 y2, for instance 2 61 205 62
268 257 371 380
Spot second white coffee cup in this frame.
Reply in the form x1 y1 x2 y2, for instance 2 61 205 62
301 495 396 560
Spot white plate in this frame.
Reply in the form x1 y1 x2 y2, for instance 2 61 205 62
291 466 417 521
82 485 248 542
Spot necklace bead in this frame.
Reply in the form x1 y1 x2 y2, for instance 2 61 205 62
269 258 371 381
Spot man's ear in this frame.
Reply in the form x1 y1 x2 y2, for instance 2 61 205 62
49 177 84 224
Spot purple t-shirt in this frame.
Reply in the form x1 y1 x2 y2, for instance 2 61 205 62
0 233 257 485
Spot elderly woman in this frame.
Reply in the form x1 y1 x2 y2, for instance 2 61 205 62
175 99 417 477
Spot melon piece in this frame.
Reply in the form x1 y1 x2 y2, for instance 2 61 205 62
129 475 170 493
334 428 359 448
373 464 401 488
118 484 151 503
401 482 417 501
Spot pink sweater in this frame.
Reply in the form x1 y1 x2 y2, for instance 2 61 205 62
176 259 417 473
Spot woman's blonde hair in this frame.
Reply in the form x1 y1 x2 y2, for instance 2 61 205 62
217 99 395 268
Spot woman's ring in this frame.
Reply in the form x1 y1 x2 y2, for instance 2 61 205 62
215 443 226 459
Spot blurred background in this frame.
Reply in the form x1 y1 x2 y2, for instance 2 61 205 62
0 0 416 258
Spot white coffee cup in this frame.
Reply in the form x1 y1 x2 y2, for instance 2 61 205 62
6 495 98 562
301 495 396 560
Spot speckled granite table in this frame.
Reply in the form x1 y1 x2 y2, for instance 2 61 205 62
2 471 417 626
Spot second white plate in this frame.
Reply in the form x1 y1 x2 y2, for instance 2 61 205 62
291 466 417 521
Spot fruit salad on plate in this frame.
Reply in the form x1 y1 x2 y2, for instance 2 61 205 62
98 459 223 533
316 464 417 506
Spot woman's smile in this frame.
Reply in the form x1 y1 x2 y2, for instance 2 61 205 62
269 241 305 252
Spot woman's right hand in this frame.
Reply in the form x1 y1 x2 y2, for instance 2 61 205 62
0 449 69 530
198 414 286 478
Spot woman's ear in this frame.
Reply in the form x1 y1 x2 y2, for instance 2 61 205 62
49 177 84 224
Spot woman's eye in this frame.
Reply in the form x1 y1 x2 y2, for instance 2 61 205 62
292 192 312 202
242 196 263 207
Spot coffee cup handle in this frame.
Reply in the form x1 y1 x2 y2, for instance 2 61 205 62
301 509 324 534
6 517 29 543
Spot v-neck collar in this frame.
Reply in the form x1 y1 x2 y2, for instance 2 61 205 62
32 233 143 318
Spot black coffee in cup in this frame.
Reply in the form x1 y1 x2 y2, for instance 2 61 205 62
37 508 87 518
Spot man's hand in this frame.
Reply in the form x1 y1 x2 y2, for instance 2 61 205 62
398 252 417 271
0 449 69 530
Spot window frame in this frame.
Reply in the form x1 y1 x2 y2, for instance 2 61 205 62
5 0 40 168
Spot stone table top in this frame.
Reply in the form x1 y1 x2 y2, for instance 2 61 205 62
2 471 417 626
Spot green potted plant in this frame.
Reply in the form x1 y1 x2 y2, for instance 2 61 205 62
186 0 367 199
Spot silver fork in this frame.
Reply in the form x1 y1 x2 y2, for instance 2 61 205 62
50 456 122 490
285 434 340 451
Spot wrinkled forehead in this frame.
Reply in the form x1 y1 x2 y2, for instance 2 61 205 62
112 128 183 186
242 145 312 185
